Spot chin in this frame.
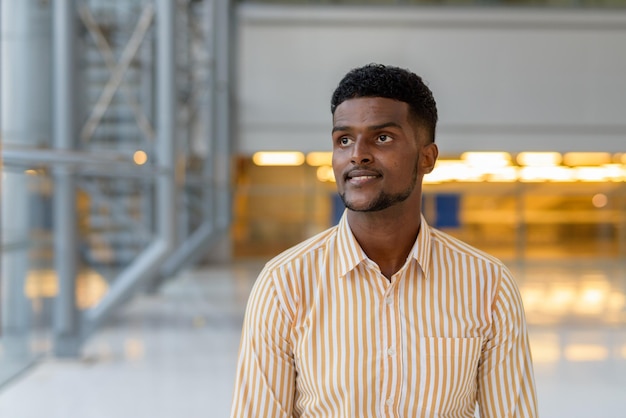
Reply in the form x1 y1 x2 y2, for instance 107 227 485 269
343 198 386 213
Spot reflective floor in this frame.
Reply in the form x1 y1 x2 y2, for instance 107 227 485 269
0 259 625 418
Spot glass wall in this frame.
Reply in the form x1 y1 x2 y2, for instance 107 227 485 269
1 0 232 387
233 151 626 264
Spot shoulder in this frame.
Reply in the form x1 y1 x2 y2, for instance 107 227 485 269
429 226 506 269
263 225 338 273
427 226 518 301
250 225 338 319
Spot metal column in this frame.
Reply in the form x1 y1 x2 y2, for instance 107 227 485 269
213 0 234 257
83 0 177 333
1 0 52 356
157 0 233 279
52 0 80 357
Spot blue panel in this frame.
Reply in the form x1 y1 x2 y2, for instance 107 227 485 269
435 194 460 228
331 194 345 225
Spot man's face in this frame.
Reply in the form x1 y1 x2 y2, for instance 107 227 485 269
331 97 437 213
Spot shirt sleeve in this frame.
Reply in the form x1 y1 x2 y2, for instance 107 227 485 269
230 267 296 418
477 266 538 418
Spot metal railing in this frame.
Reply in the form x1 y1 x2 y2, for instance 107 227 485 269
1 0 234 367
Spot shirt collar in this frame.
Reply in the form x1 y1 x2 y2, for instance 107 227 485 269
334 210 432 279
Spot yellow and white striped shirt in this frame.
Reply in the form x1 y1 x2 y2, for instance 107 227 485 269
231 212 537 417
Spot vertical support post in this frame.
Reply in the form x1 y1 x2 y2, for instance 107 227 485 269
156 0 177 252
150 0 232 278
176 4 189 246
139 29 154 239
204 0 217 226
1 0 52 356
211 0 233 260
83 0 176 332
52 0 80 357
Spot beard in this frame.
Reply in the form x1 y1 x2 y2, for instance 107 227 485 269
339 162 419 212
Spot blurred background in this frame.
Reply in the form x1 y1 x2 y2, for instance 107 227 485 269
1 0 625 417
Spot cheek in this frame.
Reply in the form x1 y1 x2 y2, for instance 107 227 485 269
331 155 342 179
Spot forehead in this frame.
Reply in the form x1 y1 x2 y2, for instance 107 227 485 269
332 97 411 128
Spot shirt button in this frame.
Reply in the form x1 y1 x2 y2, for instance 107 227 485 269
385 297 393 305
387 348 395 356
386 398 393 407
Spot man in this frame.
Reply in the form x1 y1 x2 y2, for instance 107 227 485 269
231 64 538 417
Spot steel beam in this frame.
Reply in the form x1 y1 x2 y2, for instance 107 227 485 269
52 0 80 357
1 0 52 357
215 0 233 233
83 0 177 333
152 0 235 282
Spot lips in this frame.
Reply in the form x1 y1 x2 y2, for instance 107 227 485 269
345 169 381 184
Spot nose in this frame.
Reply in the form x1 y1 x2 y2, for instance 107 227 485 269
350 139 373 165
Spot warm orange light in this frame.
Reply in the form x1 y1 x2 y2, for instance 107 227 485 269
306 152 333 167
316 165 335 182
592 194 608 208
563 152 611 167
564 344 608 362
253 151 305 166
516 152 562 167
425 160 483 183
461 152 511 168
519 166 575 182
488 167 518 182
133 150 148 165
575 166 612 182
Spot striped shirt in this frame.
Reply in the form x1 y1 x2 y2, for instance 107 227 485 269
231 212 537 417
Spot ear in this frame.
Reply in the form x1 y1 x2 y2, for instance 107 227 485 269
419 142 438 174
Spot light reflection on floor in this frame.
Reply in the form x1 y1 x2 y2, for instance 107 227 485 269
0 260 625 418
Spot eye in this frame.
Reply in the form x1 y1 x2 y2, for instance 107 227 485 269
377 134 392 143
339 136 352 146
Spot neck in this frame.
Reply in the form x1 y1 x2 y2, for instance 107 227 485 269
347 204 421 280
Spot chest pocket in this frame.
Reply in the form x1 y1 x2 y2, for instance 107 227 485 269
418 337 483 417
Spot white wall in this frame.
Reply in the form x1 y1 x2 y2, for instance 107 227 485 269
236 5 626 155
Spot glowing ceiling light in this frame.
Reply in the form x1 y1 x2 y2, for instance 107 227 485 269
133 150 148 165
601 164 626 181
306 152 333 167
563 152 611 167
252 151 305 166
488 166 519 182
575 166 611 182
519 166 575 182
425 160 482 183
461 152 511 168
516 152 562 167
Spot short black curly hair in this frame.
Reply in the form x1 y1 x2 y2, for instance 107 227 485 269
330 63 438 143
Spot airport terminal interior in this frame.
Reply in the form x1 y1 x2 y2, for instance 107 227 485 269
2 0 626 417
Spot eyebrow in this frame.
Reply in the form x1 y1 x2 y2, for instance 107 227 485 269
332 121 403 134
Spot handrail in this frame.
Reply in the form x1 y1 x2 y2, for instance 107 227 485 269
2 146 168 177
